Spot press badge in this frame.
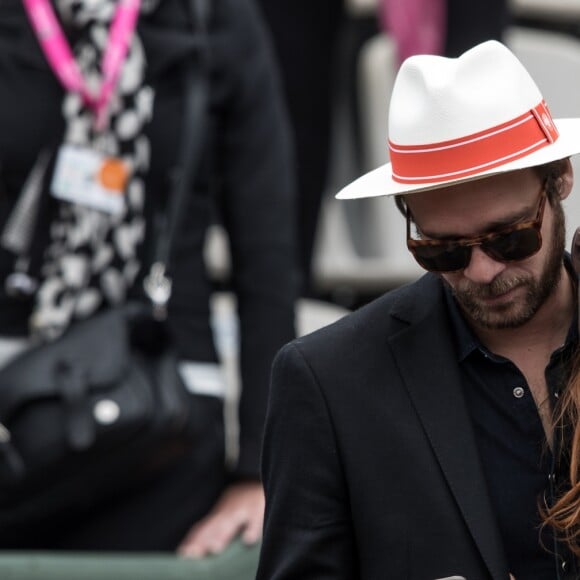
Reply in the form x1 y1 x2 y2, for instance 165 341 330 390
51 144 129 215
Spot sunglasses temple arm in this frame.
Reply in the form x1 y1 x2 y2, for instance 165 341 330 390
571 227 580 335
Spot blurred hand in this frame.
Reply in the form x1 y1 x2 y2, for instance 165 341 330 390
177 481 265 558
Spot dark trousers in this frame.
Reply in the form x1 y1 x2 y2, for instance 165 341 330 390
256 0 344 294
445 0 510 56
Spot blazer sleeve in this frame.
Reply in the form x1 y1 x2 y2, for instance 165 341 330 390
257 342 358 579
214 0 298 479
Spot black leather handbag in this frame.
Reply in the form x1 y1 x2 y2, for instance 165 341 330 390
0 0 210 527
0 304 193 524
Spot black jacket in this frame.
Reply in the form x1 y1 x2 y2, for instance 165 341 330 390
259 273 511 579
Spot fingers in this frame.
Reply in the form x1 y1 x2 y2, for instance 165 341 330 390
177 482 265 559
178 512 241 558
241 510 263 545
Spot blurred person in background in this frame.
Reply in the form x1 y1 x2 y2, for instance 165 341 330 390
0 0 297 554
256 0 344 296
380 0 510 62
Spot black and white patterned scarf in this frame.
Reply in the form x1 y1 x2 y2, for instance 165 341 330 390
5 0 160 340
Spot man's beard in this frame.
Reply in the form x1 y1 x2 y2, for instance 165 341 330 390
450 202 566 330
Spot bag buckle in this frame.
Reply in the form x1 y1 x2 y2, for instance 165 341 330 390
143 262 172 320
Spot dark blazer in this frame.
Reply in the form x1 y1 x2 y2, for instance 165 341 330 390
258 273 510 580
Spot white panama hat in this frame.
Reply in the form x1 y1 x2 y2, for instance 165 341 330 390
337 40 580 200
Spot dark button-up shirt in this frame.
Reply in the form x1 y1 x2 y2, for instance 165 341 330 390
444 283 578 579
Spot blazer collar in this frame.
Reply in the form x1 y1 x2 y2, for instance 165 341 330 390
388 274 509 579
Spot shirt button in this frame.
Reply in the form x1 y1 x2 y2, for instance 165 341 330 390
513 386 525 399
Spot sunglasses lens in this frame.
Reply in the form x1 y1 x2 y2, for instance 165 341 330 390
484 228 542 262
412 244 470 272
411 227 542 272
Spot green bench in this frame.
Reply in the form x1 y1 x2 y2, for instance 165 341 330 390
0 539 260 580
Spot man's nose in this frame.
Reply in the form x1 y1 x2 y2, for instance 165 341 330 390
461 245 506 284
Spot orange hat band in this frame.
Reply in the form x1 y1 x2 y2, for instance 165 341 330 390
389 100 559 185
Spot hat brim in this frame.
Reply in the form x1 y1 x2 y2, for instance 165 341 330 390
336 118 580 200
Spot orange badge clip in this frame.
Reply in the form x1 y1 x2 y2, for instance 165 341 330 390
98 157 129 193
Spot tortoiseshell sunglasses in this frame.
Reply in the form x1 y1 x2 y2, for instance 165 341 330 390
406 185 547 273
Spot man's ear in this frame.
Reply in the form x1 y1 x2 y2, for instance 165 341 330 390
558 158 574 201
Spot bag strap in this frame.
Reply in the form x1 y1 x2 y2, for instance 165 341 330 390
143 0 210 319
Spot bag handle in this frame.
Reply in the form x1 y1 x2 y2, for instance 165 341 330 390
143 0 210 319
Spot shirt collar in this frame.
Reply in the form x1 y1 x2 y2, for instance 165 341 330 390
444 285 480 362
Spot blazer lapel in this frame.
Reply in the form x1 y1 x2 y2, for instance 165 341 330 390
388 276 508 579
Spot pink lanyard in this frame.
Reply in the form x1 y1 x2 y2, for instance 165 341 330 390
22 0 141 130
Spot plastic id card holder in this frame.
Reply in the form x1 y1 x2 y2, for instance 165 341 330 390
51 144 129 215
